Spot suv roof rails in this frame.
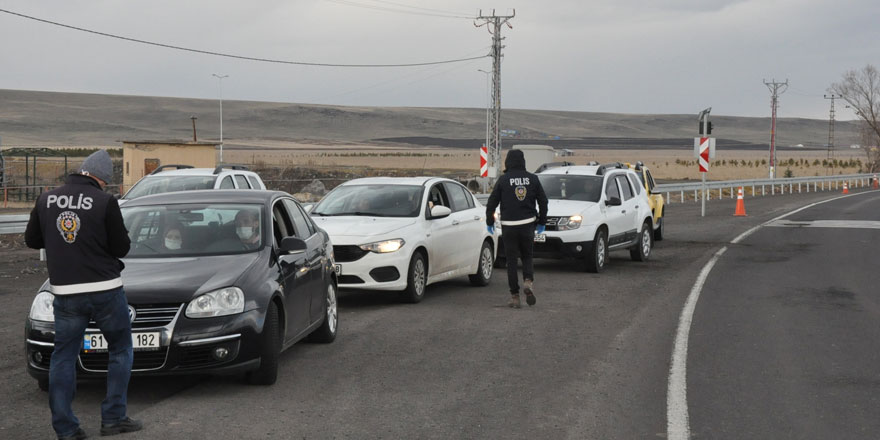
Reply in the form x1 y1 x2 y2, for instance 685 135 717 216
535 161 575 173
212 165 250 175
596 162 626 175
149 164 194 175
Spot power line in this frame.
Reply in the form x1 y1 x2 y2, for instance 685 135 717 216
325 0 474 19
0 8 487 68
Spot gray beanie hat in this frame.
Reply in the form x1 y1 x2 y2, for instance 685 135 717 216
80 149 113 184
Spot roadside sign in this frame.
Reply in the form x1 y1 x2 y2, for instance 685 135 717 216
480 145 488 177
694 137 716 173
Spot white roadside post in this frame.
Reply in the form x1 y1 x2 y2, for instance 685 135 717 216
695 108 715 217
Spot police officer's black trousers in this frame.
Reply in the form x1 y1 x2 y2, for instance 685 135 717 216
501 223 535 294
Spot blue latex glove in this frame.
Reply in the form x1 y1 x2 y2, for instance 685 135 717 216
536 224 546 234
487 225 495 235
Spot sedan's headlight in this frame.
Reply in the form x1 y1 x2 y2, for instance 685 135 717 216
359 238 405 253
186 287 245 318
556 215 583 230
29 291 55 322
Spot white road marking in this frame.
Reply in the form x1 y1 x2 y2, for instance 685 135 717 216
666 191 877 440
767 220 880 229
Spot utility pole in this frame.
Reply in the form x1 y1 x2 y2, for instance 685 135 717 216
190 116 198 142
764 79 788 179
212 74 229 163
824 94 841 166
475 9 514 184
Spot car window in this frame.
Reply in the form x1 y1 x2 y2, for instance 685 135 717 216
247 175 261 189
283 199 313 238
538 175 603 202
219 176 235 189
275 200 295 240
616 175 634 201
311 184 423 218
605 177 621 201
645 170 656 192
628 174 642 195
443 182 472 212
124 175 217 199
427 184 450 214
234 175 251 189
123 203 263 256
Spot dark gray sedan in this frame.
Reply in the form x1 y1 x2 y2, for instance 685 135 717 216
25 190 338 387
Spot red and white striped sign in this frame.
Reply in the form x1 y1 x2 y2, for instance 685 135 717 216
480 145 488 177
698 137 710 173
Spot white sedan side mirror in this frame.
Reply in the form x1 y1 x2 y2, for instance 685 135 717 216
430 205 452 219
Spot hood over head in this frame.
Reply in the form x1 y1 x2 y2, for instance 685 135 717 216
504 149 527 172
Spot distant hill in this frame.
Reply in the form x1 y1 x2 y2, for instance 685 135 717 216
0 89 862 150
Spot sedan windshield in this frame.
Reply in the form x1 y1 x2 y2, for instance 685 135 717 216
122 203 263 257
538 175 603 202
124 176 217 199
311 184 423 217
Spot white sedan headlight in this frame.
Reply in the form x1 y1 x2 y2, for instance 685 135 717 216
186 287 245 318
360 238 405 253
29 291 55 322
556 215 583 230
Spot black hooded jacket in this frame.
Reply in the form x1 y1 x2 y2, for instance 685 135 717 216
25 174 130 295
485 149 548 227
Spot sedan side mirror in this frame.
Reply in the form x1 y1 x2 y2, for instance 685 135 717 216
279 237 307 254
605 196 622 206
429 205 452 219
302 203 314 213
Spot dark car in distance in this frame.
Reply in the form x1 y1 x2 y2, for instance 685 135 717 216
25 190 338 387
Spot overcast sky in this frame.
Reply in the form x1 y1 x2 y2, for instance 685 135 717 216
1 0 877 119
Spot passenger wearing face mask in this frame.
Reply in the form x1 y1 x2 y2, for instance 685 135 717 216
234 209 261 250
162 224 184 252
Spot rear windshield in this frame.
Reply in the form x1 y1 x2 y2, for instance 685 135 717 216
537 175 603 203
124 176 217 199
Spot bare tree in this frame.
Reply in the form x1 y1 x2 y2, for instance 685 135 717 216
830 64 880 173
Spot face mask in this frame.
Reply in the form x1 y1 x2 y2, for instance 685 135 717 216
164 238 182 250
236 227 255 240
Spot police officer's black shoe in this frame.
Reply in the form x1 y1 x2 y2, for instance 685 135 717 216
58 427 88 440
100 417 143 436
524 280 536 306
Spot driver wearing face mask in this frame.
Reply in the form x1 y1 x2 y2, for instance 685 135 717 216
234 209 261 249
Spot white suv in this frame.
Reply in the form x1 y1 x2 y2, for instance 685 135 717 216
533 163 654 272
121 165 267 202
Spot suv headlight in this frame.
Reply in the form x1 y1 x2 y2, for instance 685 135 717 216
186 287 245 318
29 291 55 322
556 215 583 230
359 238 405 253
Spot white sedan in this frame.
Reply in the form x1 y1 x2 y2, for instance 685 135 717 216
310 177 496 303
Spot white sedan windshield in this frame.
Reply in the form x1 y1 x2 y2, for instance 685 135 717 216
312 185 423 217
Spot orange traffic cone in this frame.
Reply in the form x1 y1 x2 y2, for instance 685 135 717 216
842 181 849 194
734 187 747 216
873 175 878 190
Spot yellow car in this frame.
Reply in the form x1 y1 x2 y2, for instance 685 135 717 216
627 162 665 241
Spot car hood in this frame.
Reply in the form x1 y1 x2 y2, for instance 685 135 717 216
546 199 598 216
312 216 415 239
119 254 261 304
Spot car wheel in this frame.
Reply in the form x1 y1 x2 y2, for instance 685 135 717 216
468 240 494 286
308 282 338 343
654 216 664 241
247 301 281 385
630 221 653 262
400 252 427 303
584 229 607 273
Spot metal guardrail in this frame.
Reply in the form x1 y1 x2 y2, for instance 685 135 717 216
654 173 877 203
0 214 29 234
475 173 878 206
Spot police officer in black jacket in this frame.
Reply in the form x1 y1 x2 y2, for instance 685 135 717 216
25 150 143 439
485 149 549 308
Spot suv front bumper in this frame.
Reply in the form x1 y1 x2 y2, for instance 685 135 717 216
497 236 592 259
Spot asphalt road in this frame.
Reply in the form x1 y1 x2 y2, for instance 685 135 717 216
1 187 876 439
